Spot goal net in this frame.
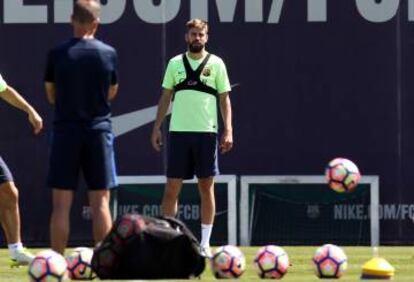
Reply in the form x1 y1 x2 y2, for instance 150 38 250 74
240 176 379 246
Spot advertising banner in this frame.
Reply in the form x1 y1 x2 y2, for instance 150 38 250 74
0 1 413 244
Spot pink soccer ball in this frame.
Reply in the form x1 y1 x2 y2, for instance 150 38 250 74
325 158 361 192
211 245 246 279
28 249 67 282
254 245 290 279
313 244 348 278
66 247 96 280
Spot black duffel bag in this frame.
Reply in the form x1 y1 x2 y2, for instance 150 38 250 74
91 213 206 279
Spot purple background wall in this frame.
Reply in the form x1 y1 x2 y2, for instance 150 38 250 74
0 1 413 245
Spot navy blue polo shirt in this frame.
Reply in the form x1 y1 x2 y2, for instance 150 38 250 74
45 38 118 129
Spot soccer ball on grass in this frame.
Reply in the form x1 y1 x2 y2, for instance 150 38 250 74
210 245 246 279
254 245 290 279
28 249 67 282
312 244 348 279
66 247 96 280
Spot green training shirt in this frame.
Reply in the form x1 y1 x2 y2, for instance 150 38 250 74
0 74 8 92
162 52 231 133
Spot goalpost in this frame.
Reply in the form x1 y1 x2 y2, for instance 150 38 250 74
112 175 238 245
240 175 379 246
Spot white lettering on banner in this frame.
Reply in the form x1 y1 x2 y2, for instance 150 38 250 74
133 0 180 24
246 0 263 22
334 205 343 219
356 204 364 219
54 0 72 23
333 204 367 220
118 204 141 215
142 205 161 216
2 0 413 24
268 0 284 23
189 0 269 23
117 204 200 220
409 0 414 20
4 0 47 23
191 0 208 21
51 0 127 24
308 0 327 22
177 204 200 220
383 205 397 219
334 204 414 220
356 0 400 23
100 0 127 24
216 0 238 22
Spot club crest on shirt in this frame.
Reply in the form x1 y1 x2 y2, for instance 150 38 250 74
202 67 211 77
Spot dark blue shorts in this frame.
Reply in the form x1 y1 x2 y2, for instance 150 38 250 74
47 127 118 190
167 132 219 180
0 157 13 185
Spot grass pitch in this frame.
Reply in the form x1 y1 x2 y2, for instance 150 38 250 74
0 246 413 281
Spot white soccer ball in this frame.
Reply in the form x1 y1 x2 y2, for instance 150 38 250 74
325 158 361 193
28 249 67 282
312 244 348 278
66 247 96 280
254 245 290 279
211 245 246 278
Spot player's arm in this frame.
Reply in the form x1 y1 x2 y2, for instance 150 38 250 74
216 59 233 154
219 92 233 154
151 59 175 151
108 51 119 101
44 49 56 105
151 88 174 152
108 84 119 101
45 82 56 104
0 86 43 134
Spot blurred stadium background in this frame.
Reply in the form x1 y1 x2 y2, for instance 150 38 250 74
1 1 414 248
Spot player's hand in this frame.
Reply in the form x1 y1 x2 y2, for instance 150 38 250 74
28 109 43 135
220 129 233 154
151 127 163 152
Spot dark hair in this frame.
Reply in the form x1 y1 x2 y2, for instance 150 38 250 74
72 0 100 24
186 19 209 33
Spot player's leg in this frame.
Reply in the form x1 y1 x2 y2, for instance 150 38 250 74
197 177 215 257
195 133 219 257
198 177 215 225
48 127 81 255
0 182 34 265
83 129 116 244
162 132 193 217
161 178 183 217
88 190 112 244
0 157 34 265
50 189 73 255
0 182 21 250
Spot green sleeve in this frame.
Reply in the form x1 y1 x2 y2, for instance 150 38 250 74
0 74 8 92
162 60 175 90
216 60 231 94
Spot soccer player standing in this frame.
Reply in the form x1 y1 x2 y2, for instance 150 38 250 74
151 19 233 257
44 0 119 254
0 74 43 266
